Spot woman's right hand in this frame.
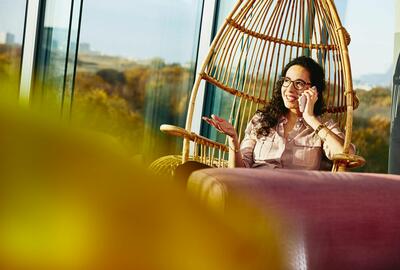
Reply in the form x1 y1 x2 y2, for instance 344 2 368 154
202 114 237 139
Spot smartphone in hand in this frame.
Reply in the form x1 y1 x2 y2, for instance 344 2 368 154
298 94 306 112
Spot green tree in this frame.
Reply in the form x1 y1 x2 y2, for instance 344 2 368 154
73 59 195 163
0 45 22 100
72 88 144 155
123 66 151 112
352 87 391 173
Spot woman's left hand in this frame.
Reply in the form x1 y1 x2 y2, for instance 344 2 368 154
301 86 318 122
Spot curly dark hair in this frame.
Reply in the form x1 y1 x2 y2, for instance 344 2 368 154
254 56 326 137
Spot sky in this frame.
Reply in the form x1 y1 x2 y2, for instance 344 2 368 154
0 0 26 42
344 0 395 78
79 0 203 64
0 0 397 79
77 0 399 79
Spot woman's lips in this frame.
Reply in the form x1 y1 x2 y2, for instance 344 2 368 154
285 95 298 102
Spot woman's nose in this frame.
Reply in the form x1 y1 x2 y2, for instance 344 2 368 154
285 83 297 93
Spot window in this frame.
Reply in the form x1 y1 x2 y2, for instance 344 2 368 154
343 0 395 173
72 0 204 163
389 54 400 173
203 0 395 173
33 0 82 115
201 0 237 144
0 0 27 100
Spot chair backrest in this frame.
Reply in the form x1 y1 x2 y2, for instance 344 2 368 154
165 0 361 171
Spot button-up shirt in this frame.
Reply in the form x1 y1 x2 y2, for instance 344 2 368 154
240 114 354 170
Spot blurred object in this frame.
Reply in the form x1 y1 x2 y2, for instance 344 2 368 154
0 102 284 270
149 154 182 177
188 168 400 269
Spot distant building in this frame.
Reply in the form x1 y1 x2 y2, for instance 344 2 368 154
78 42 101 55
0 32 15 44
41 27 63 51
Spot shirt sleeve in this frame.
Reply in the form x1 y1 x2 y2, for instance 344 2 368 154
322 119 356 160
239 116 258 168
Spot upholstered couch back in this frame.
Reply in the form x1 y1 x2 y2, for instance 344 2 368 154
187 169 400 270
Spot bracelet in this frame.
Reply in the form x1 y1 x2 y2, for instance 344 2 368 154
320 132 328 142
315 124 329 141
314 123 326 135
229 145 240 153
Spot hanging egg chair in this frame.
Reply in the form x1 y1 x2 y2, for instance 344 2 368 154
151 0 365 174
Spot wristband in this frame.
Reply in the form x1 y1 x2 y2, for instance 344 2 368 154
314 123 326 135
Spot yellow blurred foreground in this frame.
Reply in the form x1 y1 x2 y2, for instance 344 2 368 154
0 102 285 270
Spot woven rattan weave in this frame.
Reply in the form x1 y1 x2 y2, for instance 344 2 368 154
152 0 365 173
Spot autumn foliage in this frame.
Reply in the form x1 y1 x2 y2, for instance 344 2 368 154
0 45 393 172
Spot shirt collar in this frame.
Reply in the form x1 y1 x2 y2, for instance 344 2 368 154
278 115 305 125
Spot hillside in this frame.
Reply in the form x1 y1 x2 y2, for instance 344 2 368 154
354 87 392 121
352 87 392 173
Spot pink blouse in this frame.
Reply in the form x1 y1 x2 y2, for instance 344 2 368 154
240 114 355 170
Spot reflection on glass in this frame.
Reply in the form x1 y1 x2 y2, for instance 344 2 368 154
63 0 82 117
34 0 82 114
73 0 203 163
201 0 240 144
0 0 26 99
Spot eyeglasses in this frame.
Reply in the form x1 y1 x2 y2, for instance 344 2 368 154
281 77 311 91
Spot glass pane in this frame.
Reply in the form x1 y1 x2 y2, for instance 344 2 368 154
73 0 203 163
62 0 83 118
389 54 400 173
203 0 343 145
205 0 395 173
0 0 27 100
34 0 82 114
201 0 237 144
342 0 395 173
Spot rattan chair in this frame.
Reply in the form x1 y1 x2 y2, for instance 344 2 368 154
150 0 365 174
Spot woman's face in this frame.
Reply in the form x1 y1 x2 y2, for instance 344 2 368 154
281 65 311 111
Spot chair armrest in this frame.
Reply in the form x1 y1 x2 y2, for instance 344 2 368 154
331 153 366 169
160 124 228 152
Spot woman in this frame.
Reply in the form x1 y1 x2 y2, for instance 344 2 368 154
202 56 354 170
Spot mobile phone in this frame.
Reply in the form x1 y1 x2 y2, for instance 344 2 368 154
299 94 306 112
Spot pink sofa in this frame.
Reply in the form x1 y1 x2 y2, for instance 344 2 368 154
187 168 400 270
